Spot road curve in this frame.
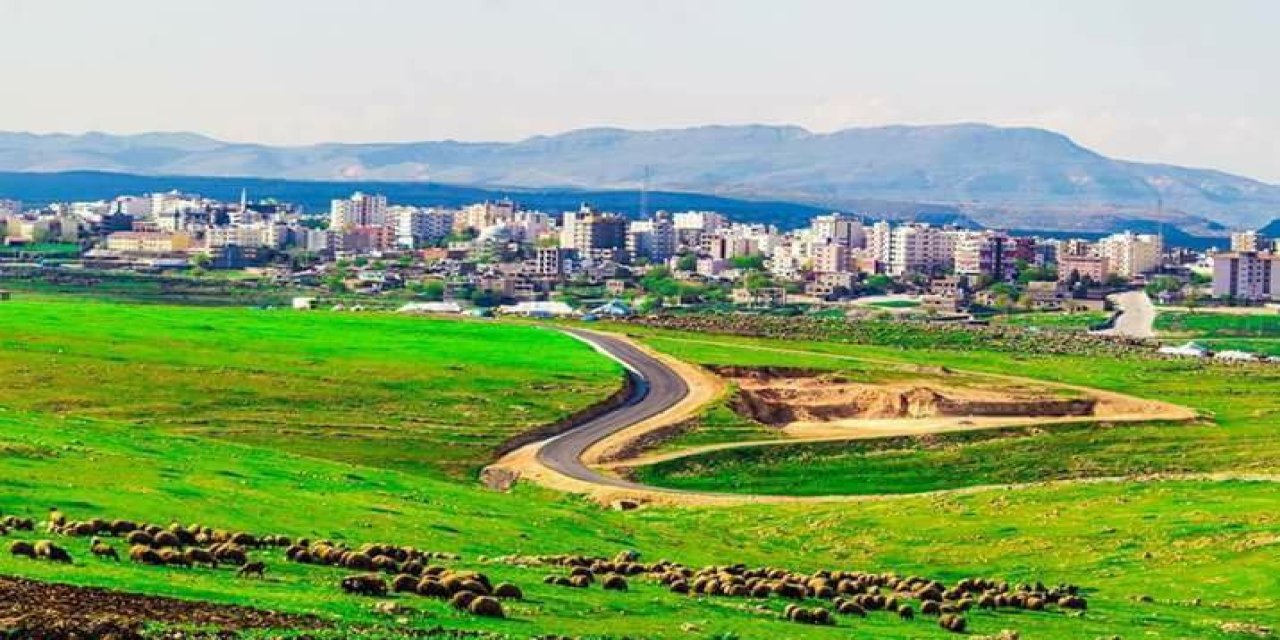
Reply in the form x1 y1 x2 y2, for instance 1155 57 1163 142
535 329 690 490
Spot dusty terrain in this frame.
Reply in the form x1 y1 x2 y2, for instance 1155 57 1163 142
717 366 1097 425
0 575 324 638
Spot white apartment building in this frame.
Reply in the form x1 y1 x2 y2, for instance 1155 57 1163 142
672 211 726 232
1230 230 1267 253
1211 251 1280 302
206 224 287 249
627 212 676 261
810 213 865 249
329 192 388 230
886 224 954 276
389 206 455 248
1099 232 1162 277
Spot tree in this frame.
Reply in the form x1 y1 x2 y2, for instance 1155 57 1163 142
729 254 766 271
676 254 698 272
416 280 445 301
743 270 772 291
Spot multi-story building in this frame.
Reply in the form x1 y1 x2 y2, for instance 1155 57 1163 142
953 231 1012 280
455 200 517 233
105 231 194 254
811 242 851 274
809 213 865 249
1099 231 1162 277
1058 254 1110 284
1212 251 1280 302
329 192 388 230
866 220 893 263
626 212 676 261
887 224 953 276
389 206 455 248
566 211 627 254
1230 230 1267 253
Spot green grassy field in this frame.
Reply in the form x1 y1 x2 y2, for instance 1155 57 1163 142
0 299 1277 638
1156 310 1280 356
618 329 1280 492
0 297 619 479
992 310 1110 331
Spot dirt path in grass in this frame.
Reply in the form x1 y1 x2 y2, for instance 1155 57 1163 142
491 332 1208 507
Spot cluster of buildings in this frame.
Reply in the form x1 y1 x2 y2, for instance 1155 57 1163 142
11 186 1267 311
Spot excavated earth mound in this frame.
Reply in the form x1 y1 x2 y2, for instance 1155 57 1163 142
712 366 1097 426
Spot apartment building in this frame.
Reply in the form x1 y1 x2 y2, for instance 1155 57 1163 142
1212 251 1280 302
329 192 388 230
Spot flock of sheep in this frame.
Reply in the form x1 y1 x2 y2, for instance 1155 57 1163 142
494 551 1087 633
5 508 1090 635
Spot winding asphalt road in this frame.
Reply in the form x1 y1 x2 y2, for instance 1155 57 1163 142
536 329 690 490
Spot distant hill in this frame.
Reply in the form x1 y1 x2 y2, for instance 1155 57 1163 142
0 124 1274 233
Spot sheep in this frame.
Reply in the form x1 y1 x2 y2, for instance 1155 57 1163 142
109 520 137 535
921 600 942 616
210 543 247 566
340 574 388 597
939 614 967 633
152 531 181 548
602 574 629 591
232 561 265 578
130 544 163 565
392 574 419 593
493 582 523 600
449 590 479 611
90 538 119 561
468 596 505 618
125 531 153 546
47 507 66 530
416 579 450 598
1059 595 1088 610
159 549 191 568
34 540 72 563
810 608 834 626
837 601 866 617
342 552 375 572
9 540 36 559
670 580 690 594
897 605 915 620
183 548 219 569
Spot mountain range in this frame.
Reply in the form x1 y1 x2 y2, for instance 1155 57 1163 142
1 123 1277 233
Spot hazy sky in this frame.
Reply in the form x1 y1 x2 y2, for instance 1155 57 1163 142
3 0 1278 181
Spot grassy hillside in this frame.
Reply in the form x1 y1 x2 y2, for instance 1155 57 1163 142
0 410 1276 638
0 297 619 478
621 330 1280 493
0 300 1276 638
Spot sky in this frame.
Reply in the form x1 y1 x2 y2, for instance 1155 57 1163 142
2 0 1278 181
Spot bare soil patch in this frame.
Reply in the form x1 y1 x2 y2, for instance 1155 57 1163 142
713 366 1096 426
0 575 325 639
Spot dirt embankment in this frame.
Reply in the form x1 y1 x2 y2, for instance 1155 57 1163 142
0 575 325 639
713 366 1096 426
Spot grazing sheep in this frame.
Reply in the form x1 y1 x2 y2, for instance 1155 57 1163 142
237 561 267 578
921 600 942 616
126 531 153 546
129 544 163 565
939 614 967 633
810 608 833 626
340 575 388 597
468 596 505 618
34 540 72 563
897 605 915 620
493 583 523 600
153 531 181 548
9 540 36 559
837 601 866 617
211 544 247 566
342 552 375 572
159 549 191 568
47 508 66 530
449 590 479 611
90 538 119 561
602 574 628 591
177 547 215 569
110 520 138 536
417 579 449 598
670 581 690 594
1059 595 1088 610
392 574 419 593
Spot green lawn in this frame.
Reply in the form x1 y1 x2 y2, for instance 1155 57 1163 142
0 299 1276 638
992 310 1110 331
1156 310 1280 337
0 297 619 479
